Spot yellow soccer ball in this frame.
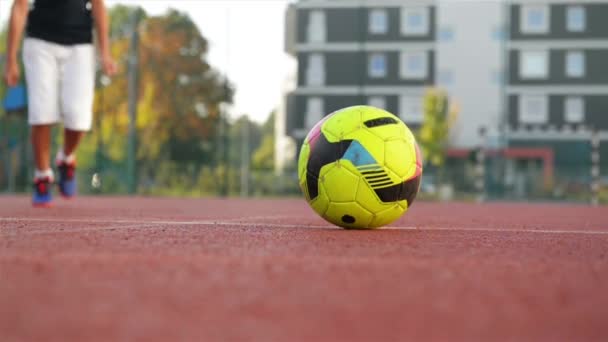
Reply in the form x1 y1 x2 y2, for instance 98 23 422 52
298 105 422 229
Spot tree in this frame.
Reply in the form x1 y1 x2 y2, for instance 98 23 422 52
0 24 30 192
417 88 458 184
1 7 235 195
251 112 275 171
82 6 234 192
0 27 7 118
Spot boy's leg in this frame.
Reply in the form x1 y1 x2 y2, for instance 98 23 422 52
55 129 83 197
23 38 61 206
55 128 86 197
56 128 85 197
57 43 95 197
60 43 94 134
31 124 54 207
62 129 86 159
31 125 53 172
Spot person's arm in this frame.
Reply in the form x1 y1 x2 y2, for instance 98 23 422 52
91 0 117 76
3 0 29 86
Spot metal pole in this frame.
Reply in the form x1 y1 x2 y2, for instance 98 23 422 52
7 148 13 193
499 0 511 149
5 123 14 193
476 127 487 203
95 76 104 171
24 119 31 191
358 4 364 104
220 9 231 197
591 129 600 206
222 110 229 197
216 100 229 197
127 12 140 194
240 117 250 197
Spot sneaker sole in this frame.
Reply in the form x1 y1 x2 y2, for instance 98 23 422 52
32 202 53 208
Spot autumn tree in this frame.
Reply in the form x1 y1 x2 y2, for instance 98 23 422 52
1 6 232 194
85 6 233 191
417 88 458 184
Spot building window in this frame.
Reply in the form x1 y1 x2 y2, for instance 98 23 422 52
519 95 548 124
368 53 387 78
308 10 326 43
401 7 429 36
368 96 387 109
369 9 388 34
439 27 454 41
400 51 428 79
305 97 324 129
520 50 548 79
399 95 424 124
564 97 585 123
306 54 325 86
566 51 585 78
521 5 549 34
566 6 586 32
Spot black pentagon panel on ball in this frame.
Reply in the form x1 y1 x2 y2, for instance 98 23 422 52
305 132 353 201
402 174 422 206
341 215 356 224
363 117 398 128
373 173 421 206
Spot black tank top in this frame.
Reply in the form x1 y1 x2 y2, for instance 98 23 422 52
26 0 93 45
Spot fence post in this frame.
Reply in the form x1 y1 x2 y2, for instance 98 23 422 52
127 11 141 194
240 118 250 197
591 129 600 206
475 127 487 203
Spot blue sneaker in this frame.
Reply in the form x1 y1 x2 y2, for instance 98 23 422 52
57 160 77 198
33 177 53 207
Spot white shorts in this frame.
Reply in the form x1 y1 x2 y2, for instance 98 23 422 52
23 37 95 131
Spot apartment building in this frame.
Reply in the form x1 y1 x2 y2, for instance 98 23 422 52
506 0 608 166
285 0 438 147
282 0 607 172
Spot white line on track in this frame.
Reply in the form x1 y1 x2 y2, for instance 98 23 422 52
0 215 290 225
2 224 164 235
385 226 608 235
1 217 607 235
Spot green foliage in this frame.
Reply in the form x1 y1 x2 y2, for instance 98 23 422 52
0 6 284 196
417 88 457 168
1 17 35 116
108 5 147 39
251 112 275 170
252 135 274 170
78 5 235 193
416 89 458 186
0 23 7 55
261 111 275 135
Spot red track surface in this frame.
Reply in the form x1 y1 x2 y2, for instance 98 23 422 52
1 196 607 341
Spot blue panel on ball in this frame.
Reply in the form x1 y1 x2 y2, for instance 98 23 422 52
342 140 377 167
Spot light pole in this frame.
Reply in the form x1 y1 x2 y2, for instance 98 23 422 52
499 1 511 149
127 10 142 194
240 117 250 197
219 8 232 197
218 86 230 197
92 74 111 191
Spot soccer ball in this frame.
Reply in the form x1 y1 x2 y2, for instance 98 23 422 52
298 105 422 229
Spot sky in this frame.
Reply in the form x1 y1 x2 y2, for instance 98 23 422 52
0 0 295 123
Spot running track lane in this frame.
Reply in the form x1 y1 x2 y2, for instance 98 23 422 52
1 196 607 341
